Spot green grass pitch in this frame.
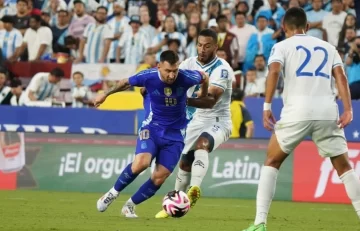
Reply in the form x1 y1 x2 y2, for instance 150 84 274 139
0 190 359 231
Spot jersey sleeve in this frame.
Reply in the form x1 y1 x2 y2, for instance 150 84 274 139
267 43 285 67
178 58 189 70
128 70 149 87
182 70 204 86
332 49 343 69
209 67 232 91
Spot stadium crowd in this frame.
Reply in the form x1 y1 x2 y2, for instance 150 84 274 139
0 0 358 135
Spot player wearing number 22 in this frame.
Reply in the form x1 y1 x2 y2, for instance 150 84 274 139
94 50 210 218
243 7 360 231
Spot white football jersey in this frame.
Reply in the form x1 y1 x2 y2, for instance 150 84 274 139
180 56 233 120
268 34 343 122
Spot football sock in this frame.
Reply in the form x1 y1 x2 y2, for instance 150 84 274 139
340 169 360 218
254 166 279 225
190 149 209 187
131 178 161 205
113 163 139 192
175 168 191 192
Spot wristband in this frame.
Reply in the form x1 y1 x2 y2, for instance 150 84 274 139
263 102 272 111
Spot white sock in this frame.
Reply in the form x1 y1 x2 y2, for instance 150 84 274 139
175 169 191 192
126 198 134 205
254 166 279 225
340 169 360 219
190 149 209 187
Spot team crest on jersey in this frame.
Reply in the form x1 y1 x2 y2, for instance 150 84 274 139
220 69 228 79
164 87 172 96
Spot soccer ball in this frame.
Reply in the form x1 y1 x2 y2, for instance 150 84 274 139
162 190 190 218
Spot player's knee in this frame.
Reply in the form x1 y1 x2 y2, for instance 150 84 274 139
330 154 352 176
151 171 171 186
264 157 283 169
179 160 191 172
195 133 214 152
132 154 152 174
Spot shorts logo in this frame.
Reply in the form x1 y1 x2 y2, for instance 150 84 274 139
193 160 205 168
220 69 228 79
164 87 172 96
141 141 147 149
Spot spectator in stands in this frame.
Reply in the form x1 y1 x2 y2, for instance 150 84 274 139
342 27 357 53
68 0 99 15
185 23 198 58
306 0 327 40
216 48 227 60
9 78 24 106
298 0 312 11
64 35 79 60
245 14 275 72
338 14 357 48
230 89 254 139
107 1 129 63
216 14 239 69
0 0 16 19
51 9 69 53
167 38 181 60
170 0 187 33
244 67 265 97
150 15 186 62
0 68 11 105
256 0 285 30
13 0 30 36
99 0 120 18
21 67 63 106
0 15 23 62
230 12 256 71
19 14 53 61
221 8 232 29
71 71 92 108
322 0 347 46
254 54 267 79
136 53 156 73
41 11 50 25
140 9 157 46
345 36 360 100
343 0 356 15
202 0 221 27
288 0 300 8
76 6 112 63
67 0 95 39
116 15 149 64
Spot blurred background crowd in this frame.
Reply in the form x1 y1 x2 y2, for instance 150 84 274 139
0 0 359 137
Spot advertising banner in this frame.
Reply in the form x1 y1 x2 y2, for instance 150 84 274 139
293 141 360 204
0 133 293 200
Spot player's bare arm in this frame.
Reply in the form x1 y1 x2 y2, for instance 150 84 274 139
186 86 224 109
333 65 353 128
263 62 281 131
93 78 131 107
198 72 210 97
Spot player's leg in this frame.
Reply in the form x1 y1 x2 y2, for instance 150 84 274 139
97 129 157 213
123 140 184 218
313 121 360 219
244 121 311 231
187 121 232 207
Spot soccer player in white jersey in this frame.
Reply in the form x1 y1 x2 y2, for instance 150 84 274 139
155 29 234 218
243 7 360 231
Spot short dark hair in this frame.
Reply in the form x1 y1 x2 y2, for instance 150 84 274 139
97 6 108 13
73 0 84 6
30 15 42 23
73 71 84 78
64 36 77 45
50 68 65 78
10 78 22 88
17 0 28 5
1 15 14 24
198 29 218 44
247 67 256 72
235 11 246 18
216 14 227 23
254 54 265 61
160 50 179 65
283 7 307 29
232 89 245 101
167 39 181 47
58 10 69 15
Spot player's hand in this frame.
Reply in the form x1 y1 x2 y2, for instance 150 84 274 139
263 110 276 131
93 93 107 108
337 110 353 129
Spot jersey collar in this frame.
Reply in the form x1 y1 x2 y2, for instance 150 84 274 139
196 56 218 70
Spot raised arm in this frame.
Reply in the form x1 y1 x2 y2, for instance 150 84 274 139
93 78 131 107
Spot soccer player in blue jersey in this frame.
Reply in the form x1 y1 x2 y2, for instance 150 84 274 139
94 50 209 218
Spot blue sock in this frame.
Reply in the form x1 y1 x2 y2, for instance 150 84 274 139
131 178 161 205
113 163 138 192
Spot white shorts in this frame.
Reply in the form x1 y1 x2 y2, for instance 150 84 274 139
275 120 348 157
182 117 232 154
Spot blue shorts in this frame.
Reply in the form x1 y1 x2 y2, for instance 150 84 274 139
135 125 185 172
